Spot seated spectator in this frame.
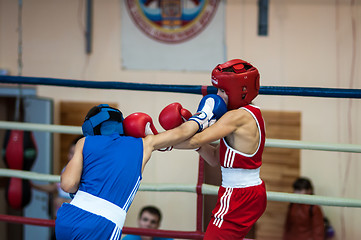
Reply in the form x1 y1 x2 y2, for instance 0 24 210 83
122 206 173 240
283 177 325 240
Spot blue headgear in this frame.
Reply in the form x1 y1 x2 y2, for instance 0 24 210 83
82 104 124 136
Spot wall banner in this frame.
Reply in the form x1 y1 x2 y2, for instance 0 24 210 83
121 0 225 71
126 0 220 44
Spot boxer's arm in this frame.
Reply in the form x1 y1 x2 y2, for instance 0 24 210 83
175 110 240 149
30 182 58 194
173 111 241 167
60 137 84 194
141 95 228 171
174 108 251 167
197 143 220 167
142 121 199 170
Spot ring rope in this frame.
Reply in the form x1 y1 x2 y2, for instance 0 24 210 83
0 120 81 134
139 184 361 208
0 214 205 239
1 169 360 208
1 75 361 98
0 120 360 153
0 214 54 227
1 77 359 240
0 76 214 95
0 168 60 183
265 138 361 153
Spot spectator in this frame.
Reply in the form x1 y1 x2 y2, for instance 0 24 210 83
283 177 325 240
31 135 82 239
31 135 83 218
122 206 173 240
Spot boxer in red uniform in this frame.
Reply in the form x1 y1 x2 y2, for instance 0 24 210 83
161 59 267 240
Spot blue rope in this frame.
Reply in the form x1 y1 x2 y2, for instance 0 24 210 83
259 86 361 99
0 75 216 95
1 75 361 99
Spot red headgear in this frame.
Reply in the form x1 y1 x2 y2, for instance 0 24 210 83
211 59 260 110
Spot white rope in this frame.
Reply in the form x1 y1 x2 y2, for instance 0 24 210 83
0 120 81 134
0 169 60 183
266 191 361 208
0 120 360 153
266 138 361 153
1 169 361 208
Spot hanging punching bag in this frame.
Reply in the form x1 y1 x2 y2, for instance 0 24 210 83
3 130 37 209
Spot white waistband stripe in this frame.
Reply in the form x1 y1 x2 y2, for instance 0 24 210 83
221 167 262 188
70 190 126 229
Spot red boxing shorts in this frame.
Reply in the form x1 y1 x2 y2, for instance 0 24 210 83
204 181 267 240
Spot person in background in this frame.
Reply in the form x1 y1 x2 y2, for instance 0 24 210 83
31 135 82 239
31 135 83 218
122 206 173 240
283 177 325 240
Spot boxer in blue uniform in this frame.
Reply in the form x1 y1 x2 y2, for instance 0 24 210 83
55 99 227 240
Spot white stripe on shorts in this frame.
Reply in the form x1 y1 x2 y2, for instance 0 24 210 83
213 187 233 228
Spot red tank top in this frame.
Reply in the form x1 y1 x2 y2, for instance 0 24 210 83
219 105 265 169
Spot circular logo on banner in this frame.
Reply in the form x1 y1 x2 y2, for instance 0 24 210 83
126 0 220 44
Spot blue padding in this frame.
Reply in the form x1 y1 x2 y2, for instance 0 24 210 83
1 75 361 99
100 121 123 136
82 120 93 136
89 110 110 127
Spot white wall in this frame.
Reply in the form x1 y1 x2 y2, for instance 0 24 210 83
1 0 361 239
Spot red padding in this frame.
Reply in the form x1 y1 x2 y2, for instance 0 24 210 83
6 178 22 209
0 214 204 239
0 214 55 227
201 85 208 96
3 130 37 210
4 130 25 170
6 178 32 210
3 130 37 170
0 214 255 240
123 227 204 239
196 156 205 232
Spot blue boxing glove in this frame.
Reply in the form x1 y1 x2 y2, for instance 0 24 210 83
189 94 227 132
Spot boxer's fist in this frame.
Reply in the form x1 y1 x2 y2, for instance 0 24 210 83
189 94 227 132
123 112 158 138
123 113 172 151
159 103 192 130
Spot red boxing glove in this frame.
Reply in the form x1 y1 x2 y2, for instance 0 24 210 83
159 103 192 130
123 112 158 138
124 112 173 152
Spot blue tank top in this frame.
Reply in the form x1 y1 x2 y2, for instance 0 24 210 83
80 134 143 211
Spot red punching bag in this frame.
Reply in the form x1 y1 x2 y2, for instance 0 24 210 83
3 130 37 209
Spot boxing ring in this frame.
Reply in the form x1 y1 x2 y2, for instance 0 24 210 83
0 75 361 239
